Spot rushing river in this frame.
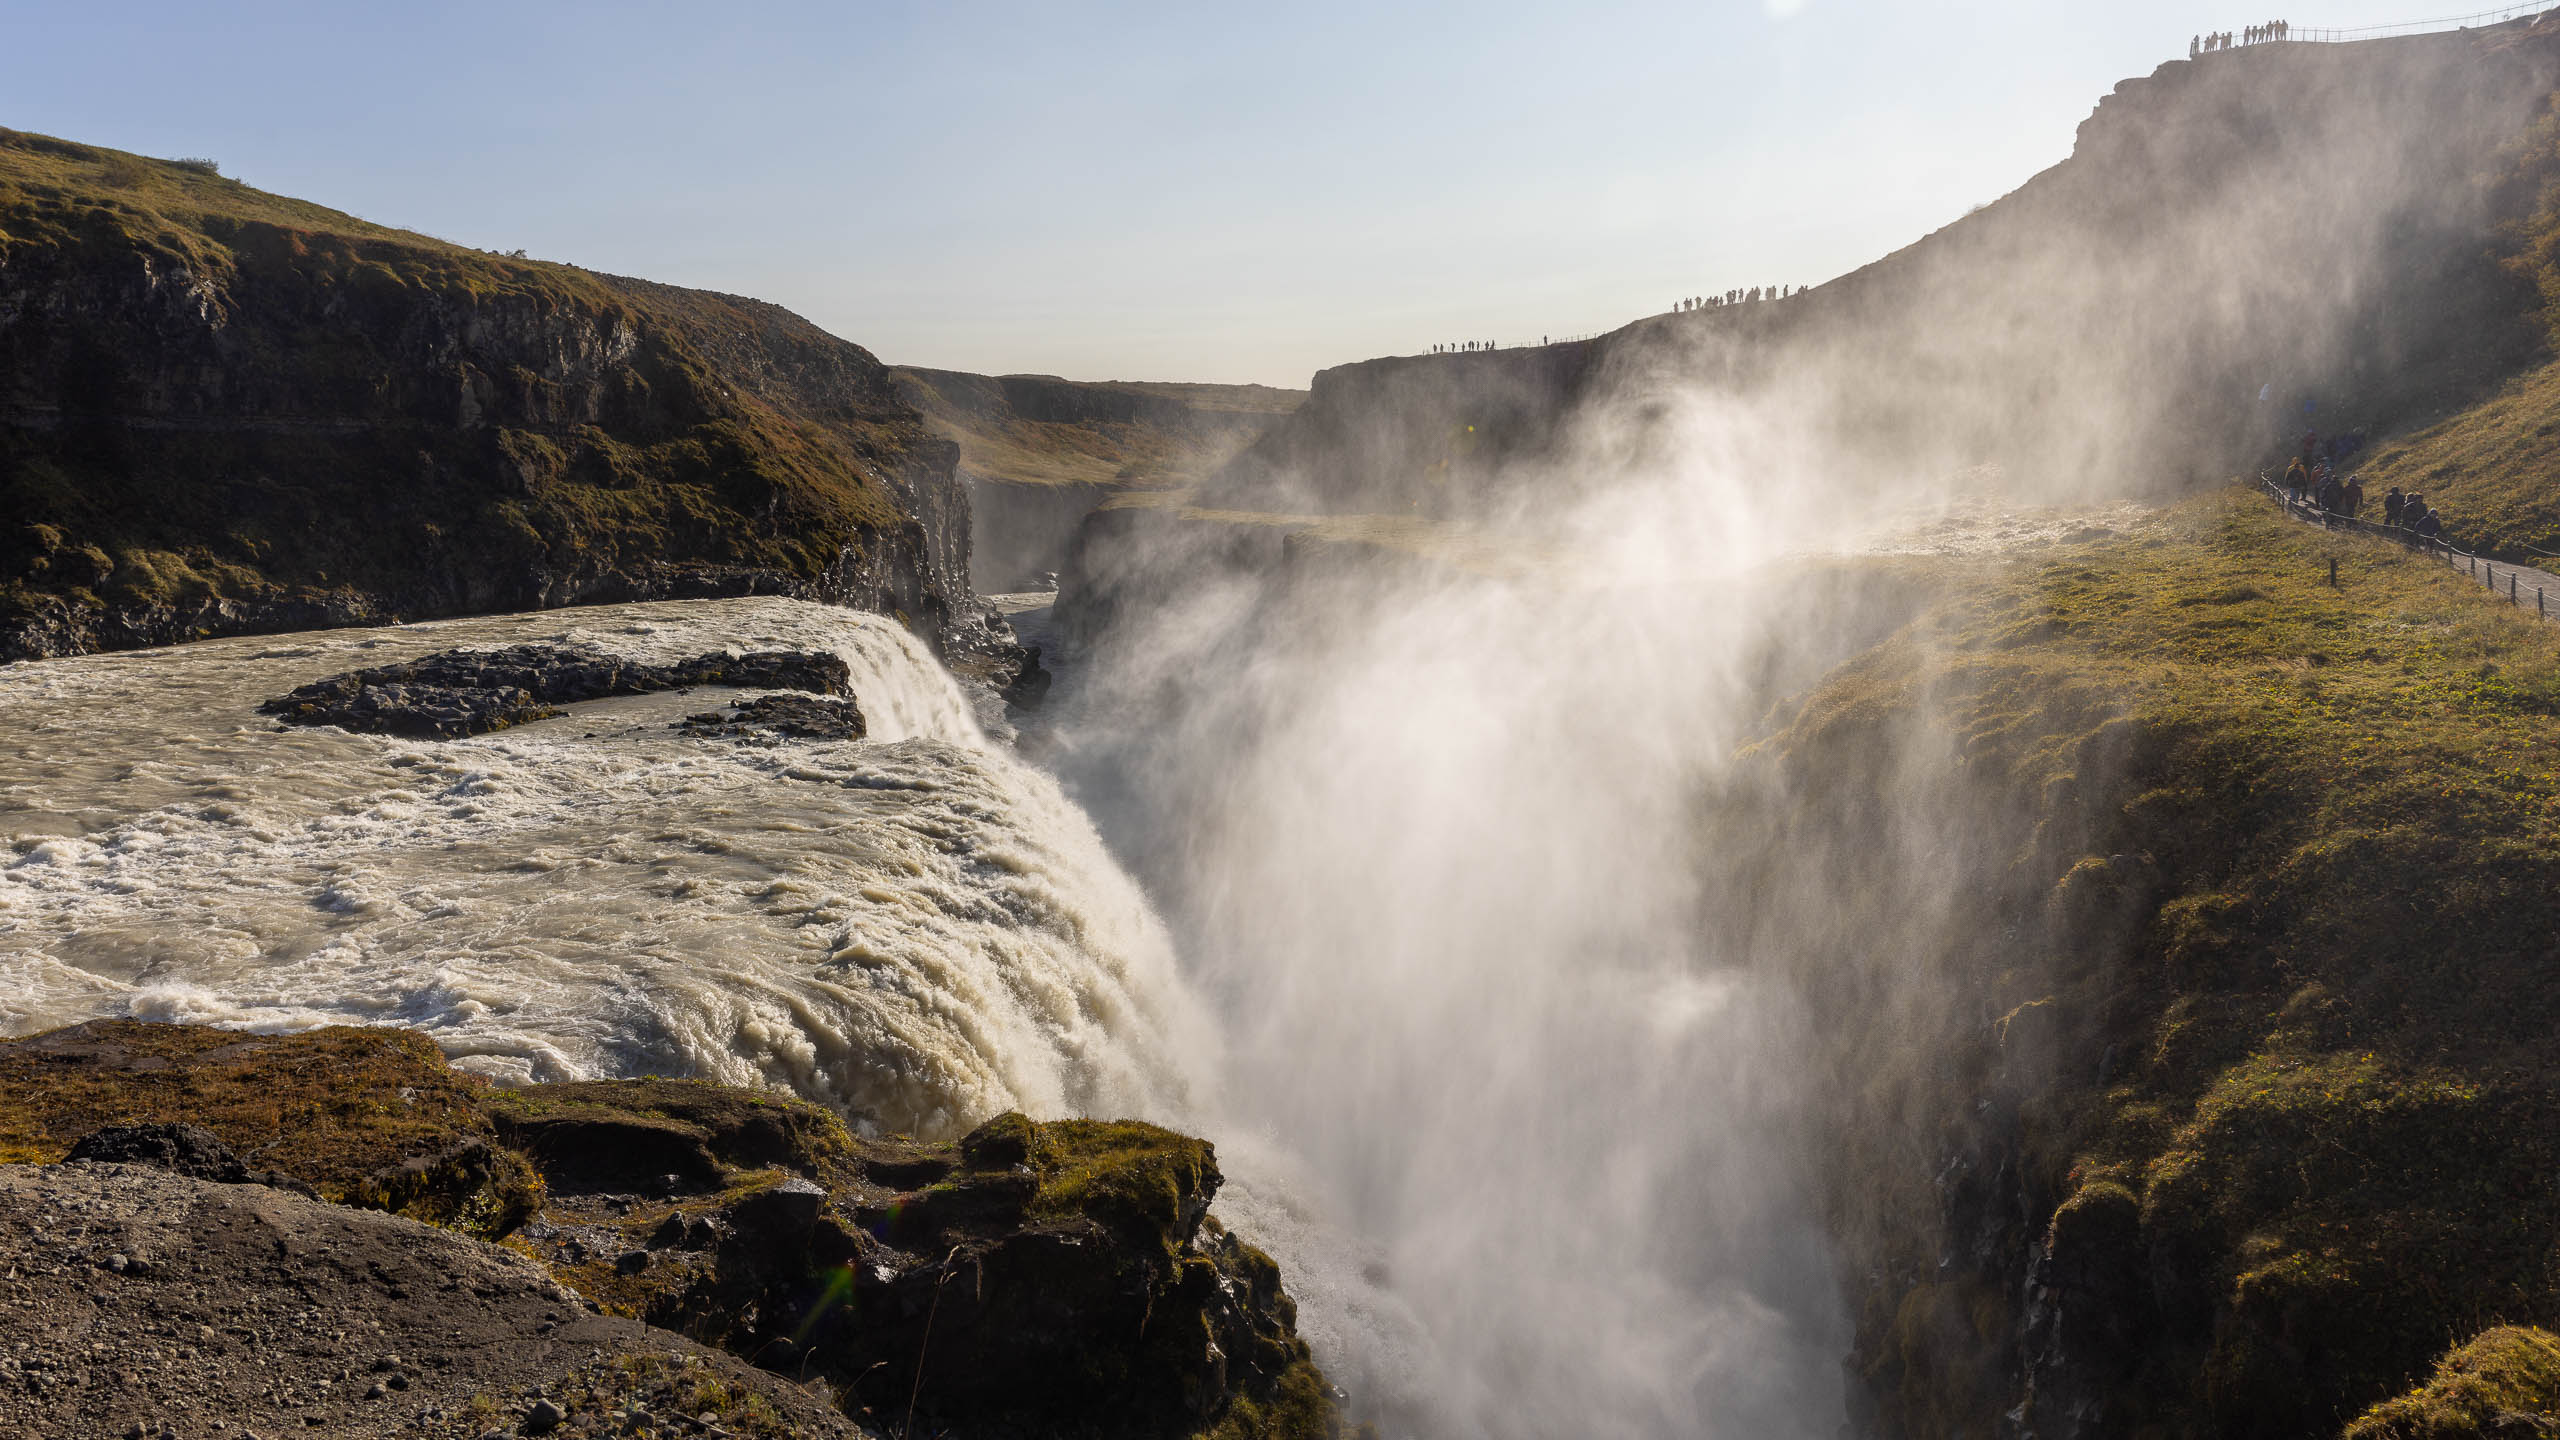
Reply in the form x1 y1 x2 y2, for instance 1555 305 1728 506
0 598 1210 1136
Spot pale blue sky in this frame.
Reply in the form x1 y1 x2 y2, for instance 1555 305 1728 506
0 1 2532 384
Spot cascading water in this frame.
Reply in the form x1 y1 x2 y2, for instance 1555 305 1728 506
0 598 1211 1135
1039 543 1858 1437
1 515 2134 1440
1029 409 2150 1434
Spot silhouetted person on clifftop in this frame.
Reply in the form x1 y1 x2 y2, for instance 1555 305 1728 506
2285 456 2311 502
2341 475 2364 518
2384 486 2406 527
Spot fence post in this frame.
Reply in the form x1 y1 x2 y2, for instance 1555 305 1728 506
2512 574 2519 603
2329 557 2338 588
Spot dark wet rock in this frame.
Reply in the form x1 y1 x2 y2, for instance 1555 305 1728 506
545 1101 1346 1440
1000 646 1053 709
67 1121 251 1182
674 693 867 741
260 644 852 738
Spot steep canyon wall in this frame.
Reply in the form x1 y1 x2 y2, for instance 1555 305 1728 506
0 131 991 663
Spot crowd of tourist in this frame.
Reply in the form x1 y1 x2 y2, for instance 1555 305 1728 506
1428 283 1805 356
2194 21 2289 55
1674 285 1796 314
2283 429 2445 540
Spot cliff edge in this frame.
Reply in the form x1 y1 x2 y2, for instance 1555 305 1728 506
0 1020 1354 1440
0 130 1006 668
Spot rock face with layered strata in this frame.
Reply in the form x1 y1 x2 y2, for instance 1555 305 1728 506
0 129 998 669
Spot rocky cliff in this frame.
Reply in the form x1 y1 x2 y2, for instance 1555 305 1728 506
1719 493 2560 1438
0 129 1017 671
0 1020 1356 1440
1201 21 2560 519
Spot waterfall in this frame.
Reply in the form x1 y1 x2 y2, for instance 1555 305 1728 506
0 598 1210 1137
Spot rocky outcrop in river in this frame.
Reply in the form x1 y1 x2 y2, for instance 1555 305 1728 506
260 643 854 737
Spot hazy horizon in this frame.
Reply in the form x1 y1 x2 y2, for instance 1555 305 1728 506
3 0 2536 386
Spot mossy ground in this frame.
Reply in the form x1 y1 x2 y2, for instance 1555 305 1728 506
2352 354 2560 562
0 1019 539 1234
1022 1118 1219 1250
2345 1326 2560 1440
1765 488 2560 1436
0 1021 1345 1439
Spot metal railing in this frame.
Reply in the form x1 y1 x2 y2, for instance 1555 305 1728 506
2274 4 2551 43
2259 475 2560 621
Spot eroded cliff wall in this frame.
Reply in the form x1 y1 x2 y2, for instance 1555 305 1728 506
0 130 983 660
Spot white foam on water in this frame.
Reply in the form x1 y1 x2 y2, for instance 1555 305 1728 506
0 598 1210 1136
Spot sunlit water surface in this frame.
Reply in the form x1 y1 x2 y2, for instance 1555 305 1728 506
0 598 1209 1135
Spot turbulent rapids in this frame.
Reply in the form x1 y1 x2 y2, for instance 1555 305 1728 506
0 598 1210 1136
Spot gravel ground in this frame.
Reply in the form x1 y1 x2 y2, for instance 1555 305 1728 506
0 1164 865 1440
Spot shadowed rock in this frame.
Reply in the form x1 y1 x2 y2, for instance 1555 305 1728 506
261 644 852 737
674 692 868 741
66 1121 251 1182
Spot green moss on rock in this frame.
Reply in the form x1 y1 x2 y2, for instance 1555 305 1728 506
2346 1328 2560 1440
1028 1117 1220 1254
1762 491 2560 1436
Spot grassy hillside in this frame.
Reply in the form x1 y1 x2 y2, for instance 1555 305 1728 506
0 128 957 659
2353 352 2560 563
0 129 574 299
1745 489 2560 1437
